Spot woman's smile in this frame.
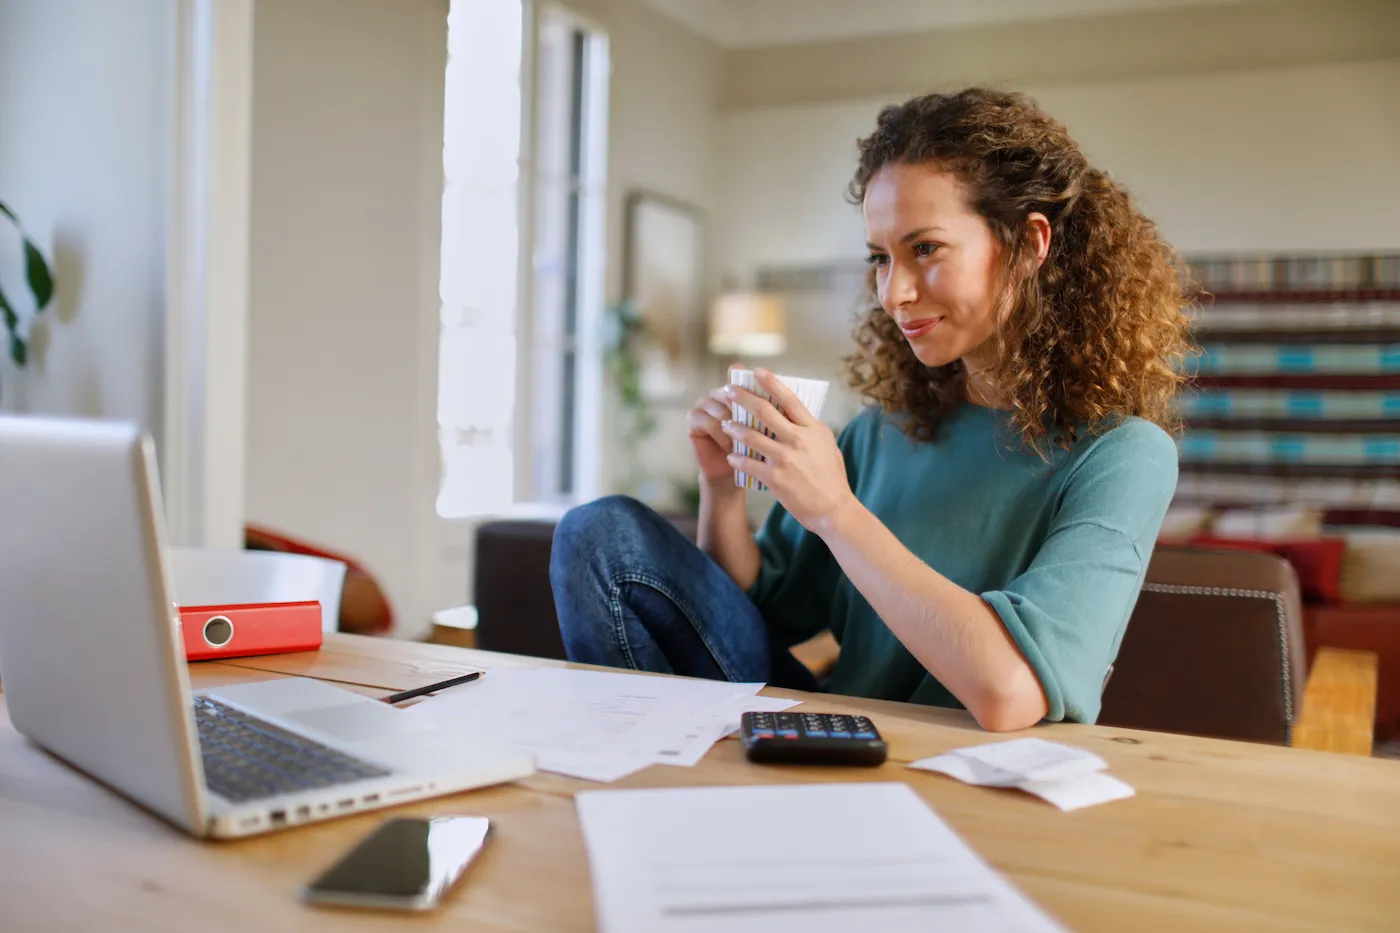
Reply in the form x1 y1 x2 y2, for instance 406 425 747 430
899 317 943 339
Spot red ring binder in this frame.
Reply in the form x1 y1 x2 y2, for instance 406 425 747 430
178 600 323 661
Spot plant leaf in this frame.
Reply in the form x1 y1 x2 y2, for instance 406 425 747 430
24 240 54 310
0 200 15 224
0 285 16 336
0 286 25 367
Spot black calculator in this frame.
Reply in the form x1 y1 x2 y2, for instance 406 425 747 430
739 711 888 766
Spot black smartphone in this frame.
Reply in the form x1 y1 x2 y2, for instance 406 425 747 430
302 815 491 911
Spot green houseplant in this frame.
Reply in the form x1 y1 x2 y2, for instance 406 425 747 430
0 200 55 399
603 299 659 498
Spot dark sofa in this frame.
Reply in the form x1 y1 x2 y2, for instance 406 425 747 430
471 515 698 660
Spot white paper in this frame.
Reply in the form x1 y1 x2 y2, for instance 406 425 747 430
404 667 766 781
654 695 802 768
576 782 1068 933
909 738 1133 811
1018 772 1136 812
925 738 1108 785
720 694 802 736
168 545 347 631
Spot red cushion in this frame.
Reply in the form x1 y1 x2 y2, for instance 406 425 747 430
1189 536 1346 605
244 523 394 633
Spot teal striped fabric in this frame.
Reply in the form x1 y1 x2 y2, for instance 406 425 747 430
1178 390 1400 420
1179 431 1400 465
1192 344 1400 375
1176 254 1399 501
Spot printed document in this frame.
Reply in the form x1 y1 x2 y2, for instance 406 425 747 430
404 667 778 781
575 782 1069 933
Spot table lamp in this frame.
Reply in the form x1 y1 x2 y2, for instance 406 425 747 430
708 291 787 358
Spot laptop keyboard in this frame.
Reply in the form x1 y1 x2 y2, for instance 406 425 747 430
193 695 392 803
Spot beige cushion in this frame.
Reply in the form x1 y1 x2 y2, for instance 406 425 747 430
1159 506 1214 540
1339 529 1400 604
1211 506 1323 540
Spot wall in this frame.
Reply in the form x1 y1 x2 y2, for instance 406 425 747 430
429 0 728 626
712 58 1400 417
242 0 724 639
244 0 447 638
720 0 1400 109
558 0 725 504
0 0 170 441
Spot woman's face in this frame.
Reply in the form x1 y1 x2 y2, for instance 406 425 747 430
862 163 1005 371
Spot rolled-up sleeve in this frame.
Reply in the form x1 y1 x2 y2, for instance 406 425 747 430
981 423 1178 723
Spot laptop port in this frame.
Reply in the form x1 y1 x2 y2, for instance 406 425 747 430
363 793 381 803
294 805 310 819
269 810 286 826
337 799 355 809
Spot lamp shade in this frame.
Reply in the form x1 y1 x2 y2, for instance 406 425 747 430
708 292 787 357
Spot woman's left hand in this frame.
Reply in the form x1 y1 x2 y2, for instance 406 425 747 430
722 369 858 535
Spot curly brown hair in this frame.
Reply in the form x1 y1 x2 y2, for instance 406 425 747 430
845 87 1193 451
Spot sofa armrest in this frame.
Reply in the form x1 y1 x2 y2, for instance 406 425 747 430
1291 647 1378 755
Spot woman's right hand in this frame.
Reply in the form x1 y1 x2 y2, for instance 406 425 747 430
687 385 740 485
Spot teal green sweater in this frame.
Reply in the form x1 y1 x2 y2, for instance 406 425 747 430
748 403 1178 724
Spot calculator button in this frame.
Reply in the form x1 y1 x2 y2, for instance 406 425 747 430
805 730 829 738
854 731 877 739
753 731 774 739
829 731 851 739
777 729 799 738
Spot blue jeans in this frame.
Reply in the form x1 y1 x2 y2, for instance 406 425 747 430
549 495 820 691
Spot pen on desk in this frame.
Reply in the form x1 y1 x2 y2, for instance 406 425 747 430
383 670 483 705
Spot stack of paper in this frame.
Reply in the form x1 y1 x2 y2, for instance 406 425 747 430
576 782 1069 933
908 738 1135 811
404 667 799 782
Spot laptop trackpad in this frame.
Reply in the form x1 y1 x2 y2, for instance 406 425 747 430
206 677 432 745
284 702 421 743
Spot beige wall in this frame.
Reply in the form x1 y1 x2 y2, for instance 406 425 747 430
721 0 1400 109
244 0 447 637
567 0 724 303
240 0 1400 637
559 0 725 506
713 57 1400 421
622 0 1396 513
0 0 170 439
244 0 724 637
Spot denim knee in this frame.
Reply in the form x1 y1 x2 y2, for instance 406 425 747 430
550 494 664 579
551 496 664 660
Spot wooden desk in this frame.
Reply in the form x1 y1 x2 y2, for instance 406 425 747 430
2 633 1398 932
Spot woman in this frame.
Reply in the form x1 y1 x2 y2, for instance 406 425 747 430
550 88 1191 731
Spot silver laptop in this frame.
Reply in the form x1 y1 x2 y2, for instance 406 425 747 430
0 416 534 838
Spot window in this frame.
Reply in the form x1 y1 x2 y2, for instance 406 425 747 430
437 1 608 518
436 0 524 518
527 8 608 503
